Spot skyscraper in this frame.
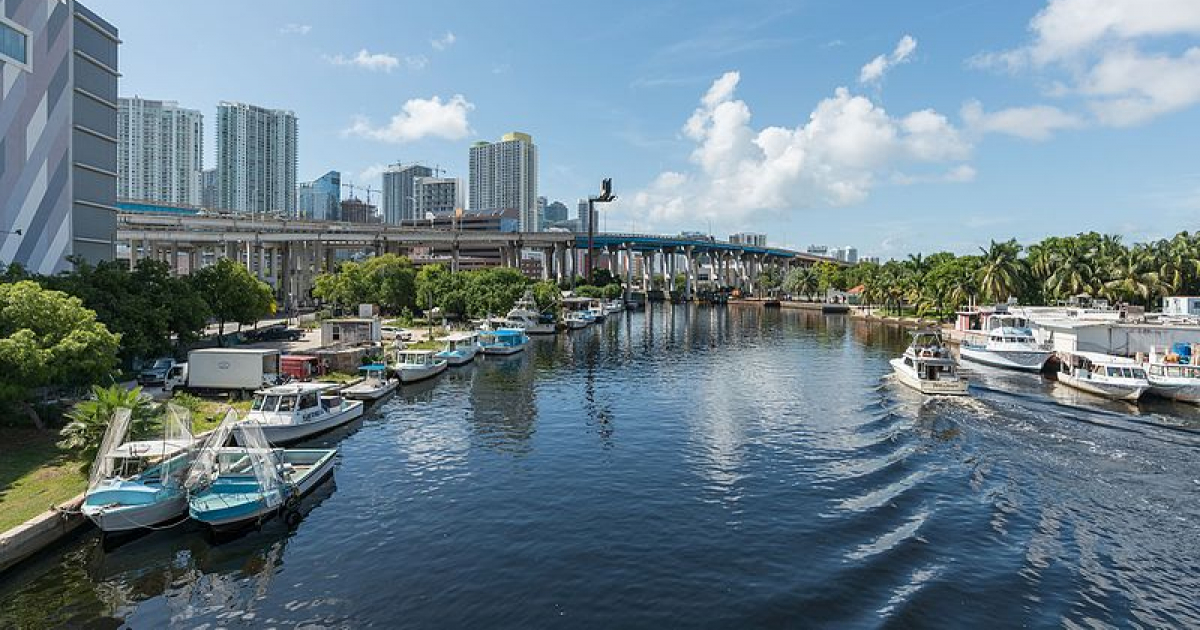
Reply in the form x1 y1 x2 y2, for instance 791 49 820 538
0 1 119 273
298 171 341 221
468 132 538 231
577 199 591 233
201 168 217 208
118 97 203 206
381 163 432 225
544 200 569 224
413 176 461 218
216 101 297 215
729 232 767 247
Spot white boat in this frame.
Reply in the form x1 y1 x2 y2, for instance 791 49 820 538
393 349 449 382
81 406 197 532
1143 345 1200 403
505 292 557 334
1055 350 1149 402
587 301 607 322
435 332 481 366
890 330 970 396
341 364 397 401
959 322 1054 372
479 328 530 355
606 299 624 314
564 311 590 330
186 414 337 533
245 383 364 445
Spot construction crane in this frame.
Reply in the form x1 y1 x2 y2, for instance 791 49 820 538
341 181 382 206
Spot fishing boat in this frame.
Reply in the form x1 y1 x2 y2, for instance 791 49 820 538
1143 344 1200 403
959 320 1054 372
564 311 590 330
341 364 397 401
245 383 364 445
504 291 557 334
392 349 449 382
889 330 970 395
81 406 197 532
186 413 337 532
479 328 530 355
435 332 481 366
1055 350 1149 402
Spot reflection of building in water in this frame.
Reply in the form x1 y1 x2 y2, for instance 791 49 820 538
469 354 538 453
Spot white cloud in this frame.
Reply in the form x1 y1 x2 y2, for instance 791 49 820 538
405 55 429 71
431 32 457 51
961 100 1083 140
358 163 389 184
860 35 917 84
326 49 401 72
344 95 474 143
280 23 312 35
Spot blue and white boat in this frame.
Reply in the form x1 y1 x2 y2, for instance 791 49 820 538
186 413 337 532
82 406 197 532
245 383 363 445
435 332 481 366
392 349 449 382
479 328 530 355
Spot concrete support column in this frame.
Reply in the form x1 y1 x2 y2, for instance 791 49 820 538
683 246 695 301
624 244 634 299
129 238 138 270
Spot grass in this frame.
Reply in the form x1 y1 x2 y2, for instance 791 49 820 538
314 371 360 384
0 429 87 532
190 398 253 434
401 340 442 351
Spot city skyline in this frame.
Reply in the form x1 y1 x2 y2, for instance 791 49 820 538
86 0 1200 257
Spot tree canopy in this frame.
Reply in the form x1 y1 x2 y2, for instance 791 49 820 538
192 258 276 339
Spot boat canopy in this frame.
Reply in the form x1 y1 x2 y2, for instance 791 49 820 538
438 332 478 342
89 404 194 492
482 328 525 338
359 363 388 373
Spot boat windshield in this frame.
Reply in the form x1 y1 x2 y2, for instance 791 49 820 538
278 395 296 412
252 394 282 412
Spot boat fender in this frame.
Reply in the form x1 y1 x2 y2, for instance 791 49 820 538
284 509 303 527
284 494 299 511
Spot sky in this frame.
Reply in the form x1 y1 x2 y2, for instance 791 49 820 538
90 0 1200 259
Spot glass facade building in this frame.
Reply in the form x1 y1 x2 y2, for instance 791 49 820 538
298 171 340 221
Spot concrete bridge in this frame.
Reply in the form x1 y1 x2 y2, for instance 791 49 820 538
117 212 838 309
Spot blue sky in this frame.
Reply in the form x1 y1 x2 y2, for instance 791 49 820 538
91 0 1200 258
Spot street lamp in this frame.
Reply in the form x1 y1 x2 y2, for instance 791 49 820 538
586 178 617 281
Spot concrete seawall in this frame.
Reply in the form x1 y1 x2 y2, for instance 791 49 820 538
0 493 87 574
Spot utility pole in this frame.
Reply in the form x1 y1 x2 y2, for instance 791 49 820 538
586 178 617 281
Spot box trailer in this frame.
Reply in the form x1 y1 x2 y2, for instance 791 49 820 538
166 348 282 396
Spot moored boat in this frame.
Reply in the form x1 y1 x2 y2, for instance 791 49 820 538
505 291 557 334
479 328 530 355
1144 344 1200 403
564 311 590 330
341 364 397 401
245 383 364 445
889 330 970 396
393 349 449 382
435 332 481 366
959 324 1054 372
1055 350 1149 402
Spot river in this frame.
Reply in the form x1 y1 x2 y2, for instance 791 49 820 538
1 305 1198 628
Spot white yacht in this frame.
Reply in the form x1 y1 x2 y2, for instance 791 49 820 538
1055 350 1149 402
505 292 557 334
1143 345 1200 403
435 332 481 366
393 349 449 382
890 330 970 396
959 319 1054 372
245 383 364 444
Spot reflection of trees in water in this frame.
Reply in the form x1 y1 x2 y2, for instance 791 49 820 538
469 353 538 454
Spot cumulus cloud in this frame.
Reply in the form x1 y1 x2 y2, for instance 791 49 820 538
860 35 917 84
280 23 311 35
344 95 474 143
326 49 401 72
961 100 1083 140
623 71 972 228
973 0 1200 126
431 32 457 51
405 55 429 70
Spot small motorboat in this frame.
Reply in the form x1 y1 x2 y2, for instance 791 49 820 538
890 330 970 396
1055 350 1149 402
959 320 1054 372
81 406 197 532
341 364 397 401
1144 344 1200 403
479 328 530 355
435 332 481 366
564 312 590 330
245 383 364 445
186 413 337 533
606 299 624 314
393 349 449 382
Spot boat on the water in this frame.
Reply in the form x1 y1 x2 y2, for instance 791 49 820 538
479 328 530 355
564 311 590 330
606 299 624 314
959 319 1054 372
890 330 970 395
245 383 364 445
81 406 197 532
1055 350 1149 402
186 412 337 532
341 364 397 401
393 349 449 382
1143 344 1200 403
435 332 481 366
505 291 557 334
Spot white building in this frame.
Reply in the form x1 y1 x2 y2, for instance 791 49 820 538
729 232 766 247
118 97 203 206
414 176 461 218
216 101 297 215
468 132 538 231
382 163 432 225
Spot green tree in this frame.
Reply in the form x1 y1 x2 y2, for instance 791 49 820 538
0 281 120 429
1102 248 1165 305
601 283 624 300
58 384 155 471
361 254 417 313
466 267 529 317
192 258 276 342
531 280 562 314
782 266 820 301
976 239 1025 303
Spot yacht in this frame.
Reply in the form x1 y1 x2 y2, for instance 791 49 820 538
1055 350 1149 402
245 383 364 445
479 328 530 355
81 407 197 532
186 414 337 533
890 330 970 395
505 291 557 334
435 332 481 366
393 349 449 382
564 311 590 330
341 364 397 401
959 318 1054 372
1143 344 1200 403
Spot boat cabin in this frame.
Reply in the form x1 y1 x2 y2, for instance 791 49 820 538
249 383 344 417
480 329 527 347
438 332 479 351
395 349 439 366
1058 351 1147 380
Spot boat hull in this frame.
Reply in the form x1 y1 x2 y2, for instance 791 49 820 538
342 379 398 401
189 450 337 532
522 323 557 335
481 342 527 355
1147 380 1200 403
890 359 970 396
960 346 1052 372
566 320 589 330
436 349 478 366
397 361 448 383
82 489 187 533
256 402 364 445
1057 372 1147 401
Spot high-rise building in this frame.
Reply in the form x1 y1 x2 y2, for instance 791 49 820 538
216 101 297 215
806 244 829 256
730 232 767 247
339 197 378 224
0 1 119 273
414 176 460 218
298 171 341 221
381 163 432 225
577 199 590 233
536 196 547 229
201 168 217 208
468 132 538 231
544 200 569 224
117 97 203 206
843 246 858 264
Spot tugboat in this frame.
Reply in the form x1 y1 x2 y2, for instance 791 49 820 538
890 330 970 395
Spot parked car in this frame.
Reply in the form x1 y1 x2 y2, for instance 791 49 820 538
137 357 176 385
247 326 304 342
381 326 413 342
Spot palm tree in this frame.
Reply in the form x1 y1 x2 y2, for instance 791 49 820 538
1157 232 1199 294
976 239 1024 303
1102 248 1166 305
1046 238 1098 302
59 384 155 473
782 266 819 302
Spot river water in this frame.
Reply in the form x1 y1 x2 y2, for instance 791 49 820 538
2 305 1198 628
